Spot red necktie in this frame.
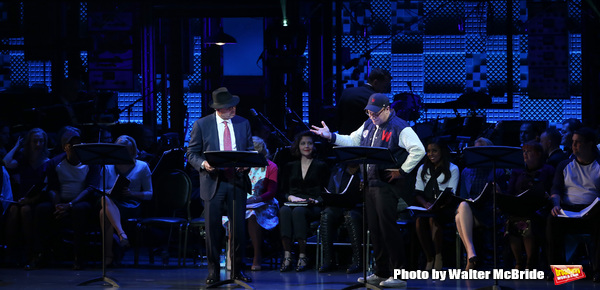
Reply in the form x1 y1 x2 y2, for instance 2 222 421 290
223 121 232 150
223 121 234 179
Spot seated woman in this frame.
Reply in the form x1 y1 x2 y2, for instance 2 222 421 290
279 131 329 272
3 128 51 269
100 135 153 266
414 138 459 270
502 141 553 270
245 136 279 271
455 137 506 270
318 163 362 273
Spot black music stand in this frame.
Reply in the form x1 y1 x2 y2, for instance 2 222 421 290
333 146 397 290
204 151 267 290
463 146 523 290
74 143 133 288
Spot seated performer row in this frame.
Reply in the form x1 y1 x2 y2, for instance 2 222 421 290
1 127 152 270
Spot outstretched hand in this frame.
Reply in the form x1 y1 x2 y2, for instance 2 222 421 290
310 121 332 140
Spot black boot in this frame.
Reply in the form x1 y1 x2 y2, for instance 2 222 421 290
345 210 363 274
318 213 335 273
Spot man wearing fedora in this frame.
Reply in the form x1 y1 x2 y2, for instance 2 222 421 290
187 87 254 285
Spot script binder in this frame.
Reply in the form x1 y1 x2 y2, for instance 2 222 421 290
557 197 600 218
406 188 458 212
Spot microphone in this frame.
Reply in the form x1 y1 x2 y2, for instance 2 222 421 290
407 81 413 93
250 108 259 117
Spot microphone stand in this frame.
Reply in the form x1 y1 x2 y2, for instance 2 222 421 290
251 109 292 145
285 107 310 131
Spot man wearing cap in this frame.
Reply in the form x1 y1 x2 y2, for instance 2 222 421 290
337 68 392 135
42 128 101 270
311 93 425 288
187 87 254 285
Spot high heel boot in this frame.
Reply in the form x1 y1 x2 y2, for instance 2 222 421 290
318 213 334 272
345 210 363 274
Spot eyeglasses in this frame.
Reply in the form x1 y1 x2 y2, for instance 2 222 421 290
365 107 387 118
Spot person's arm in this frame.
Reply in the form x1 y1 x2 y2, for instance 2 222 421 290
397 127 426 175
330 124 364 146
3 137 22 169
71 164 101 205
310 121 363 146
249 163 278 203
186 119 211 172
413 166 430 207
129 161 153 201
447 164 460 194
1 166 13 212
550 160 568 216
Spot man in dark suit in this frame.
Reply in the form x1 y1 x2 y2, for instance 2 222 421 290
186 87 254 285
540 127 568 168
337 68 392 134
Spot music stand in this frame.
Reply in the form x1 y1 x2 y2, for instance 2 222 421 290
204 151 267 290
463 146 523 290
333 146 397 290
74 143 133 288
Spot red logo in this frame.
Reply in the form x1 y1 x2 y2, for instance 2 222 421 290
381 130 391 142
551 265 585 285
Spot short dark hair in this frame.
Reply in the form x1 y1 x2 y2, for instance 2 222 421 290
573 127 597 144
367 68 391 83
544 128 562 145
290 130 317 158
562 118 582 133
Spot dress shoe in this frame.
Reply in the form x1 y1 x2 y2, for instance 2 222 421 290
280 257 293 272
119 238 130 248
232 271 252 283
465 256 478 271
295 257 309 272
206 274 220 285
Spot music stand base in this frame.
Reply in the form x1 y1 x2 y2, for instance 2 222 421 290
207 279 253 289
78 276 120 288
342 282 382 290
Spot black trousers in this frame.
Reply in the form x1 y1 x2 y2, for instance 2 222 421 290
366 183 405 278
204 179 247 277
546 211 600 273
279 205 321 241
36 200 93 259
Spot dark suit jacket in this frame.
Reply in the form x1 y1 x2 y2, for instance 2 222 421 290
186 113 254 201
337 85 375 135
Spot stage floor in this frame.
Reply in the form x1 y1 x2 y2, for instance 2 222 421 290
1 261 598 289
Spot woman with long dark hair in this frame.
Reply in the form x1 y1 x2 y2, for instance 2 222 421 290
414 138 459 270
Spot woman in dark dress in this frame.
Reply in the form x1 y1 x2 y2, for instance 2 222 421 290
502 141 553 270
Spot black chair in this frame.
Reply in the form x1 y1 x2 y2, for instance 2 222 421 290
183 212 206 267
134 169 192 266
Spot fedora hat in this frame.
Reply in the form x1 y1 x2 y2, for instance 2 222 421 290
210 87 240 109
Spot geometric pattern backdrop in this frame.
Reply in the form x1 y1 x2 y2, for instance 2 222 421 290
0 0 584 131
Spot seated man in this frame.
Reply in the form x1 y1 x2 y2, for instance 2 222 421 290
38 129 101 270
546 127 600 282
